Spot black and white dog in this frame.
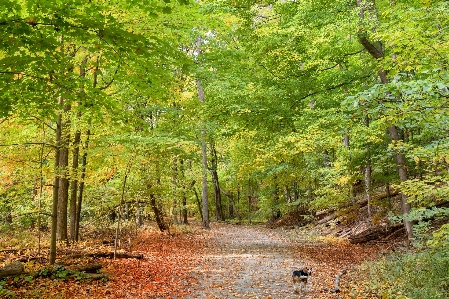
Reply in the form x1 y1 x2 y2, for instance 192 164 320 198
292 267 312 294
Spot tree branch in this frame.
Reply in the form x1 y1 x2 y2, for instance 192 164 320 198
357 34 383 59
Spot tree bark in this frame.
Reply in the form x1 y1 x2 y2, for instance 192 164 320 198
192 185 203 222
150 193 167 232
388 125 413 240
210 142 224 221
71 54 88 242
220 187 241 222
364 117 372 216
114 157 133 259
197 78 210 229
75 129 90 242
172 157 179 224
50 108 62 265
357 0 413 241
0 262 24 278
57 102 70 243
211 170 224 221
69 129 80 242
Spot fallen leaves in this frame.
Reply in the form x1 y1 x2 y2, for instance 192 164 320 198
1 222 388 299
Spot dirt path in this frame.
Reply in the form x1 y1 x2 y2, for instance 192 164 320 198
186 223 385 299
1 223 385 298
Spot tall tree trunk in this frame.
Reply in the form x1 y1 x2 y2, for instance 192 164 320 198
71 54 88 242
37 123 45 255
387 125 413 239
197 79 209 229
357 0 413 241
179 159 188 224
75 129 90 242
210 143 224 221
69 130 80 242
192 185 203 222
211 170 224 221
50 109 62 265
150 192 167 232
114 157 133 259
220 188 241 222
364 116 372 216
196 35 210 229
172 157 179 224
57 102 70 243
135 200 143 227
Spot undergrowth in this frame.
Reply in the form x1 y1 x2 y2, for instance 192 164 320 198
349 248 449 299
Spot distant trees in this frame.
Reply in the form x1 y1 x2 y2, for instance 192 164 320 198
1 0 448 262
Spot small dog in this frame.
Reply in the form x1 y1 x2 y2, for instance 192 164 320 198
292 267 312 294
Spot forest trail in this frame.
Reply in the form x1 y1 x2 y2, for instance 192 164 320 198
186 223 385 299
1 223 386 298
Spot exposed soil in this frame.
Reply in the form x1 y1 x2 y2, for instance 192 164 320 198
186 223 387 299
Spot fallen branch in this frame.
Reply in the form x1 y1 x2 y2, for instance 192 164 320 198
87 252 143 259
317 212 336 225
384 226 406 241
70 263 103 273
67 251 143 260
330 269 347 293
0 262 24 278
348 223 403 244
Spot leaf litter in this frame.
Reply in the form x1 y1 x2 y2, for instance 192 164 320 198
1 222 387 298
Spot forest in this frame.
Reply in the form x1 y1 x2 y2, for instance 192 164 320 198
1 0 449 298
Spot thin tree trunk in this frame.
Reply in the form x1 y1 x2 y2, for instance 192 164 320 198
388 125 413 240
38 124 45 255
71 54 88 242
114 157 133 259
357 0 413 241
57 102 70 243
197 79 209 229
364 116 372 216
196 35 210 229
50 109 62 265
135 200 143 227
181 194 188 224
211 170 224 221
364 164 372 216
343 135 350 148
150 192 167 232
69 130 80 241
180 159 188 224
172 157 179 224
193 186 203 222
210 143 224 221
75 129 90 242
220 187 241 222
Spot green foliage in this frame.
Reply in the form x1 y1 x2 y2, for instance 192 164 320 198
1 0 448 252
350 250 449 299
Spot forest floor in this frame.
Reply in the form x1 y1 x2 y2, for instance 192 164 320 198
185 222 387 299
1 221 390 299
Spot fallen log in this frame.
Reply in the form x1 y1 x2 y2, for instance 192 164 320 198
317 212 336 225
349 223 403 244
16 255 46 263
71 263 102 273
87 252 143 259
0 262 24 278
384 227 406 241
356 189 400 207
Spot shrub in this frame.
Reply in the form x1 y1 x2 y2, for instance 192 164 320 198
349 250 449 299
